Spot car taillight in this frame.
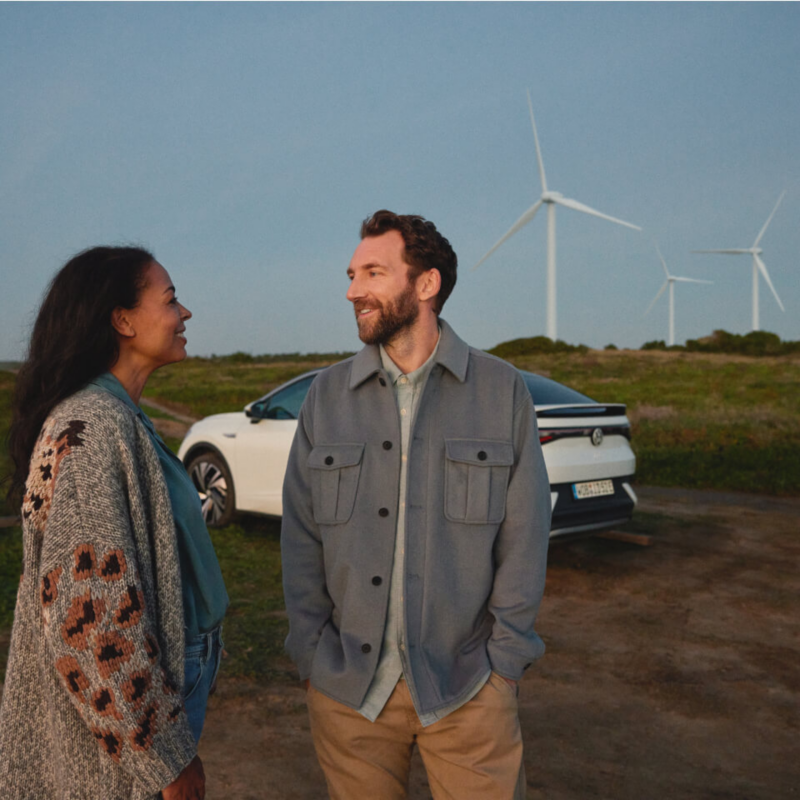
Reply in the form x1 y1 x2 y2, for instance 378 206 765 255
538 425 631 445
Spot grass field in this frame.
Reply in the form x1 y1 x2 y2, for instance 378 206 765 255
140 349 800 496
1 349 798 681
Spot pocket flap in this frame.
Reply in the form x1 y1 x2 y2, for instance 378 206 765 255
445 438 514 466
308 443 365 470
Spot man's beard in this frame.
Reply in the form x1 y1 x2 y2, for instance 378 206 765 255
355 282 419 346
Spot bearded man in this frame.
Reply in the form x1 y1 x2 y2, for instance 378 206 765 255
281 210 551 799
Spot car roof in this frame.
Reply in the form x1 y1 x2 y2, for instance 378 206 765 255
259 367 601 409
517 370 595 406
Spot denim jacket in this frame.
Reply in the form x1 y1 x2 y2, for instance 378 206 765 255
281 319 551 716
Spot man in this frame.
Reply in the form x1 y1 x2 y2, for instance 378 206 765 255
281 210 551 799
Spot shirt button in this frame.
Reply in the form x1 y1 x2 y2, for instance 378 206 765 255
324 456 334 465
399 377 408 385
478 451 487 461
400 644 405 651
372 576 382 586
402 455 407 462
400 409 407 416
379 508 389 517
361 643 372 654
383 441 392 450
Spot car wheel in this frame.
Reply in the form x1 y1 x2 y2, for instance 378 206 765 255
187 452 236 528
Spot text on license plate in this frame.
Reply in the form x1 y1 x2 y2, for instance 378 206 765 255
572 480 615 500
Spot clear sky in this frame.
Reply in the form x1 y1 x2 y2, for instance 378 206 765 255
1 2 798 359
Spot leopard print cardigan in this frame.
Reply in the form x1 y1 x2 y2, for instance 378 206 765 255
0 389 197 799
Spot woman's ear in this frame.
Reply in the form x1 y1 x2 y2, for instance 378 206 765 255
111 307 136 338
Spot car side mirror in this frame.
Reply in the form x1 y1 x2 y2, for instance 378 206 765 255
245 402 265 422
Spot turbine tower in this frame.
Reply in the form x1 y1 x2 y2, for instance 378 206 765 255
473 90 641 340
644 243 712 347
692 191 787 331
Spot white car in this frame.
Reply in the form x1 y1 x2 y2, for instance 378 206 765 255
177 369 637 538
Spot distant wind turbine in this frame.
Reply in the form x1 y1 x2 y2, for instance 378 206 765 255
473 90 642 341
644 243 712 347
692 191 787 331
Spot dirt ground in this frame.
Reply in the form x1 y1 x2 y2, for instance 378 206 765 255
199 487 800 800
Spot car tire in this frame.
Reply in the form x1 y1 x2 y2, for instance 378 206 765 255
187 451 236 528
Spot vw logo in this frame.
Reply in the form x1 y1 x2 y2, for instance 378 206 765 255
591 428 604 447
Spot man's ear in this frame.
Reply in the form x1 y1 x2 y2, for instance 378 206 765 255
111 307 136 339
417 269 441 305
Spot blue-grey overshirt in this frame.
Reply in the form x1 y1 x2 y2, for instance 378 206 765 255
89 372 229 638
281 319 551 716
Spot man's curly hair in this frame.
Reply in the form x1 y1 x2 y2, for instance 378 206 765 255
360 210 457 315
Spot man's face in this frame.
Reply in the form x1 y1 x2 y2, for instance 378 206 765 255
346 230 419 346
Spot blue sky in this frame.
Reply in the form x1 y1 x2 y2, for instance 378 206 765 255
1 3 798 359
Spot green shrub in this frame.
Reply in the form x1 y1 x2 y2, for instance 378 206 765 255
684 329 800 357
641 340 667 351
488 337 589 358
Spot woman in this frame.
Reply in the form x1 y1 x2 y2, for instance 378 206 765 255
0 246 228 800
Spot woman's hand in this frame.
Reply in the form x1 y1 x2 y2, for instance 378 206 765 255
162 755 205 800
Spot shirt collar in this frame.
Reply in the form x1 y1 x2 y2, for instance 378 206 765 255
88 372 157 435
89 372 140 413
379 331 440 388
349 317 470 390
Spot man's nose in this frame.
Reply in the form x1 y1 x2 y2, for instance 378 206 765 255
346 276 364 302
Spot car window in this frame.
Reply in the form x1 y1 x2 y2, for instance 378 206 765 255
263 375 316 420
520 371 595 405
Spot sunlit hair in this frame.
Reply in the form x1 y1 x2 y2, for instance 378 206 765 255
360 210 457 315
5 246 154 506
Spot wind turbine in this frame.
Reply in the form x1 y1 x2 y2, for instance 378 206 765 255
692 191 787 331
473 90 641 340
644 243 712 346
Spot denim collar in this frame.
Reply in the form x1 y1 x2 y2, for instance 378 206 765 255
88 372 157 436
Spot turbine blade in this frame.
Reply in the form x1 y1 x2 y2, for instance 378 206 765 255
644 282 668 317
692 249 750 255
672 277 714 284
754 253 785 312
753 190 786 247
654 241 670 278
526 90 548 193
555 196 641 231
471 200 544 271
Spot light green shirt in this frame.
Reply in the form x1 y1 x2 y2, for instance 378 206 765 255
358 332 489 725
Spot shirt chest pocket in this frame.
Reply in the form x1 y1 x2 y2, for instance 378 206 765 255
444 438 514 525
308 443 365 525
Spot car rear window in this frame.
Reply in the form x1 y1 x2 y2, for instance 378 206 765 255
520 371 595 405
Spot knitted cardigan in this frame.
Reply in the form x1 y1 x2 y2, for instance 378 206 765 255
0 389 197 799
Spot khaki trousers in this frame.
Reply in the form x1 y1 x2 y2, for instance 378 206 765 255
307 672 526 800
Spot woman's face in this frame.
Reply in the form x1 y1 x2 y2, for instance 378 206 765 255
123 262 192 369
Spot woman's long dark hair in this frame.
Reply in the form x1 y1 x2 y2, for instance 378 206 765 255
6 246 155 506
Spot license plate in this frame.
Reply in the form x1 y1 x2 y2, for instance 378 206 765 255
572 479 614 500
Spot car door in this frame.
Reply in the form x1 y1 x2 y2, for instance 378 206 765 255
234 375 316 516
